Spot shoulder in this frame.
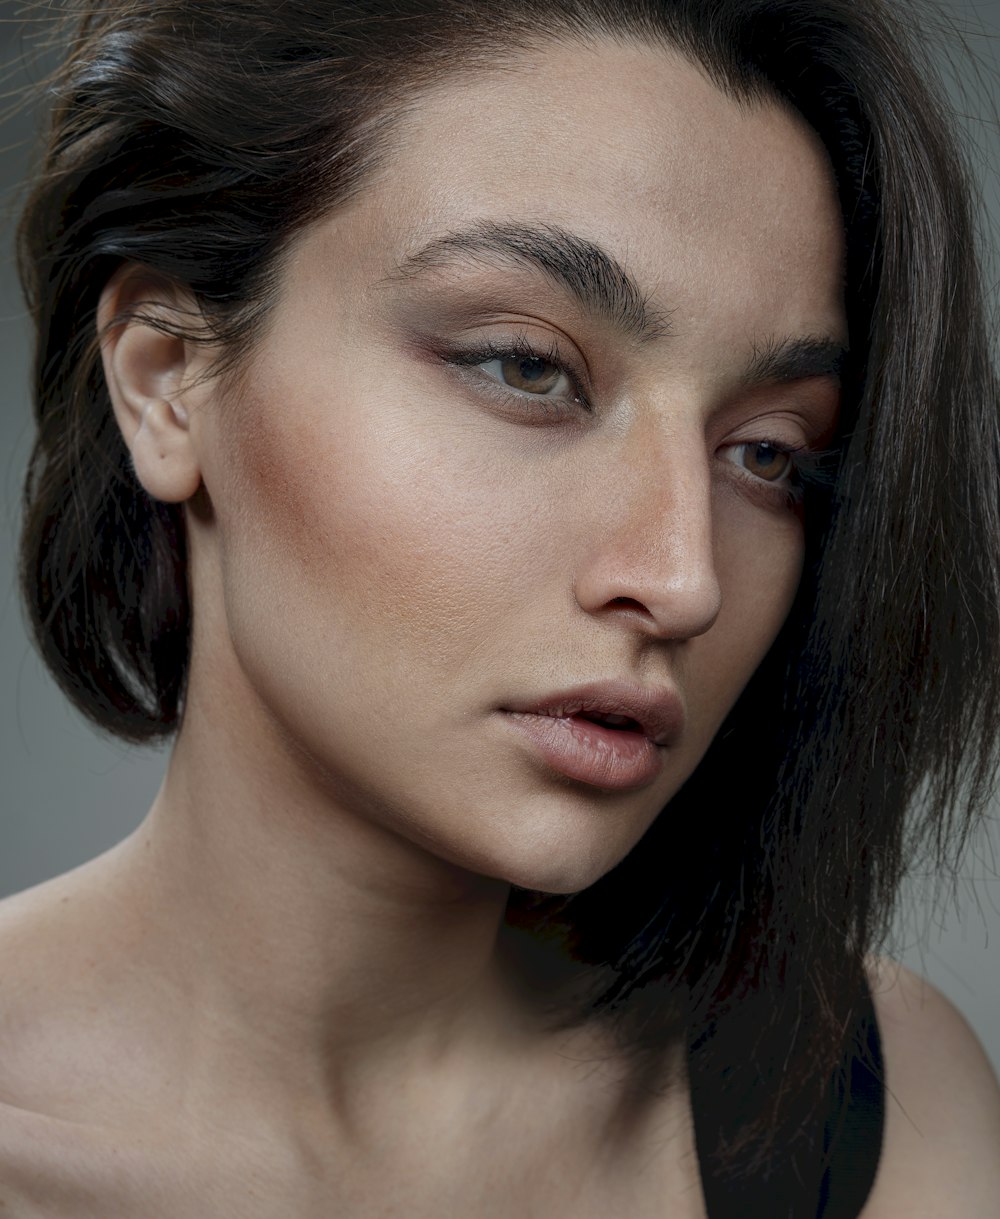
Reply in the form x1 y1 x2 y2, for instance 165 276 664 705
0 881 173 1215
0 867 154 1121
861 956 1000 1218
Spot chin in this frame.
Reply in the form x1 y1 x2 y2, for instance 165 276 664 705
481 842 629 897
413 787 653 896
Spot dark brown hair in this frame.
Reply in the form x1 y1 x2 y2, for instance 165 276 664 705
14 0 1000 1187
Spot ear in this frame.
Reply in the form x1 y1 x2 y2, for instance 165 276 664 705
98 264 208 504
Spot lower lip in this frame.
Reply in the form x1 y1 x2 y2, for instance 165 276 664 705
501 712 664 790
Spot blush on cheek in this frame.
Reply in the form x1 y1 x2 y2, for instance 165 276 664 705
223 384 362 576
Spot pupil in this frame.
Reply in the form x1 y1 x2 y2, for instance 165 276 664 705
748 443 793 483
518 358 547 382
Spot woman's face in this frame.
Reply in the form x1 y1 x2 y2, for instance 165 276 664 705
184 39 845 894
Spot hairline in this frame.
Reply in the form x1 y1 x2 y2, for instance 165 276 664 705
222 27 819 393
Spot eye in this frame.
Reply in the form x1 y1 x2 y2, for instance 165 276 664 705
723 441 798 485
441 335 590 415
479 353 573 397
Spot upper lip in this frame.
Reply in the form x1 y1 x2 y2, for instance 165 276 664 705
502 679 685 747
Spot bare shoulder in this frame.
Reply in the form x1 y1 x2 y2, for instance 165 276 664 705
0 881 95 1213
0 859 162 1124
0 875 173 1216
861 956 1000 1218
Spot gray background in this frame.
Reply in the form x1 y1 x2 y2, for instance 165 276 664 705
1 3 999 1070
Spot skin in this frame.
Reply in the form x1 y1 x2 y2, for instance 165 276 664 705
0 35 997 1219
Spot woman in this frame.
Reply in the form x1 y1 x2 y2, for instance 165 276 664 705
3 0 999 1214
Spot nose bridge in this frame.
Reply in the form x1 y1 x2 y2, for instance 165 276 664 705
576 411 722 640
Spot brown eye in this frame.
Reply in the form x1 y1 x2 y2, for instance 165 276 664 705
739 442 795 483
498 355 563 394
452 345 586 412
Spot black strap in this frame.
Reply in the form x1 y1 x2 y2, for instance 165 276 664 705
689 987 885 1219
816 991 885 1218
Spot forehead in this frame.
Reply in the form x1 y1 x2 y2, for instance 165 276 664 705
298 37 846 351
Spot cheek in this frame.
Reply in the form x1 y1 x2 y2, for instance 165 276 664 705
688 502 804 736
210 370 536 679
726 523 804 640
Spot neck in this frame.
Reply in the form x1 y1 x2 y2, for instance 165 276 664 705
100 675 574 1138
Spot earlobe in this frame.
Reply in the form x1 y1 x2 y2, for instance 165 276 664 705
98 265 205 504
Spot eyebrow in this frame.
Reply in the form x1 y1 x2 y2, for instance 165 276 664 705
386 219 671 342
744 335 847 386
388 219 847 385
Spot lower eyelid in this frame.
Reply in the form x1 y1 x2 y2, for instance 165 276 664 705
443 348 590 414
445 362 576 421
720 461 803 510
718 444 809 511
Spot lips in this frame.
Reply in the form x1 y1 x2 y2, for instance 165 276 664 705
501 679 684 748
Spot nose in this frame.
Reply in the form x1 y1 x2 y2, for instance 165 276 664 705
573 421 723 642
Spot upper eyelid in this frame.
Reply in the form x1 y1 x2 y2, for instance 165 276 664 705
451 334 575 367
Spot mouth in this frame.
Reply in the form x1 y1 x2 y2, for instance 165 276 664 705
500 709 666 790
501 680 685 750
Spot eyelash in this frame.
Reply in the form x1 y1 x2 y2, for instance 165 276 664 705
442 337 840 508
444 333 590 414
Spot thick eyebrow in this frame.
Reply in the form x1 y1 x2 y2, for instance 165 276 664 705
385 220 671 342
744 335 847 386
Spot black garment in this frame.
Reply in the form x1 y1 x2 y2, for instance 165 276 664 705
689 986 885 1219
